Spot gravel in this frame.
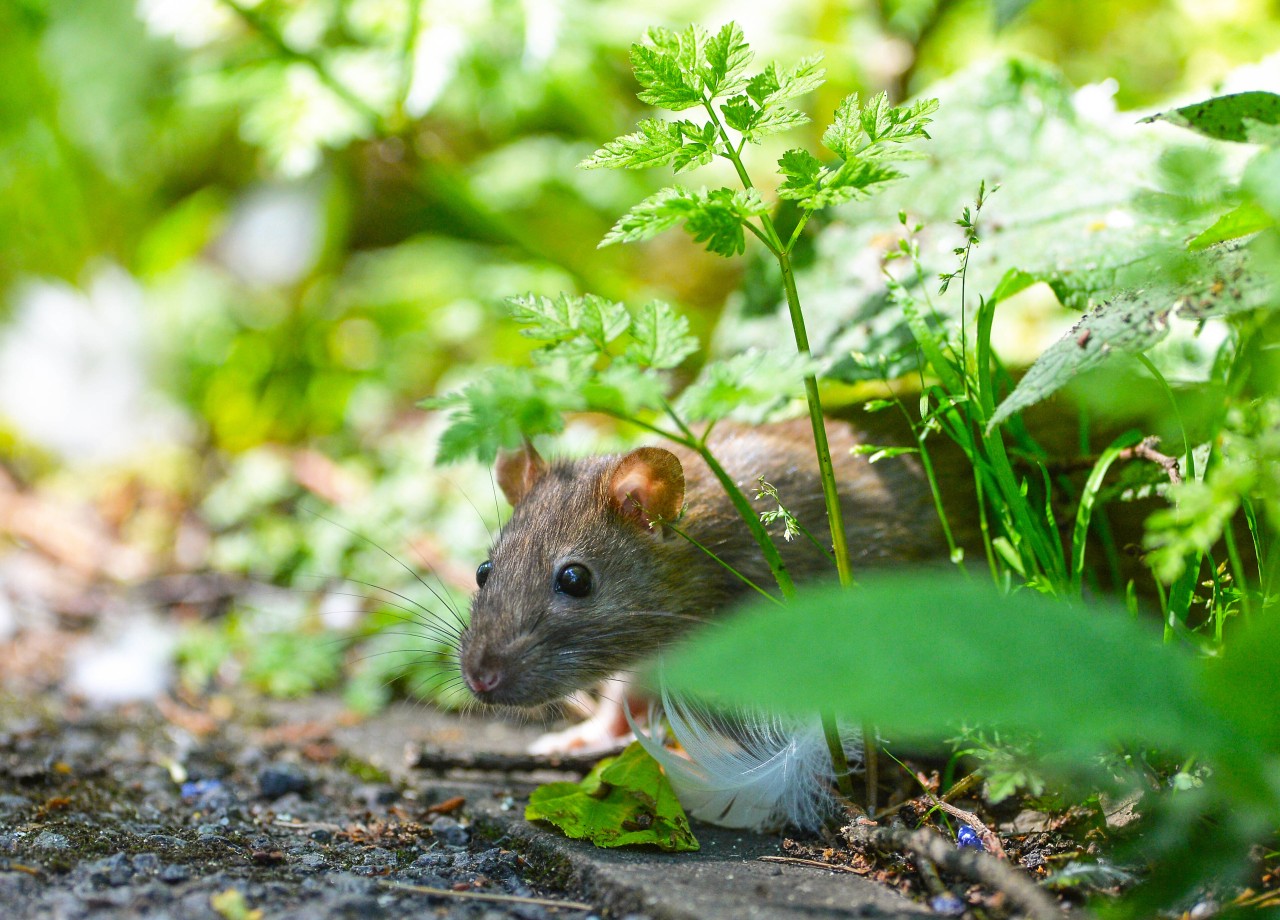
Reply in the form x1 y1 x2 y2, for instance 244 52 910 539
0 701 597 919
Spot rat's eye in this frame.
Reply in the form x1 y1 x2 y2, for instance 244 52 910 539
554 563 592 598
476 560 493 588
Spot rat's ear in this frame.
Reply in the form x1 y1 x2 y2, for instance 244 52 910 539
496 440 548 506
609 447 685 533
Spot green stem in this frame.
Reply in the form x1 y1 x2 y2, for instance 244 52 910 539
695 444 797 598
707 97 858 803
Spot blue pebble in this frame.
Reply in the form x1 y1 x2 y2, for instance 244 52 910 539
956 825 984 850
180 778 223 801
930 893 966 915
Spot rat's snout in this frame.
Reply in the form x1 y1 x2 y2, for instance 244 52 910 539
459 633 521 704
461 657 504 697
460 644 505 699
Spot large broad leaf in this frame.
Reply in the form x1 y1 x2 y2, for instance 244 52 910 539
525 742 699 851
711 61 1272 383
988 240 1280 429
661 572 1216 754
1141 91 1280 144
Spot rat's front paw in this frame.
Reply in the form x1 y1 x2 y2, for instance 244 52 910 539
527 677 636 756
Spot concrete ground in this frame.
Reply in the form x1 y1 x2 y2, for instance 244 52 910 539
335 701 929 920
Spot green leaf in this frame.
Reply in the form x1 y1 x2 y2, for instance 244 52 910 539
989 241 1280 430
776 148 823 201
1200 610 1280 757
627 300 699 369
631 31 704 112
1187 202 1274 251
579 119 686 170
525 742 699 852
507 293 630 351
601 186 765 257
745 104 809 143
427 368 572 464
822 92 939 161
581 363 668 417
1142 91 1280 144
746 55 825 106
675 349 816 421
661 573 1215 753
702 21 752 99
671 121 720 173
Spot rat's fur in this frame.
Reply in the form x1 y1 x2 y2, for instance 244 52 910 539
459 418 948 709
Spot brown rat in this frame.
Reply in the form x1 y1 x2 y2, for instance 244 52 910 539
458 416 959 712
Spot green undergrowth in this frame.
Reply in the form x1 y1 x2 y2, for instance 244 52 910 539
430 20 1280 916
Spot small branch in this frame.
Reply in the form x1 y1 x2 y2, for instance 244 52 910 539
843 818 1079 920
381 879 593 912
406 746 602 775
758 855 865 874
924 793 1007 860
1123 436 1182 486
1037 436 1182 486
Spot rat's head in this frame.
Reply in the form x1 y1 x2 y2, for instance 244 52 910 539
459 441 687 708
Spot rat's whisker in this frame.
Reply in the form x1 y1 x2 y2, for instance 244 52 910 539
300 506 470 633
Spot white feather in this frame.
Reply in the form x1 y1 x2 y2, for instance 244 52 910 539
629 683 860 832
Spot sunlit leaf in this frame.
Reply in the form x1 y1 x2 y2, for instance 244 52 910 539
1142 91 1280 144
526 742 699 851
662 573 1215 752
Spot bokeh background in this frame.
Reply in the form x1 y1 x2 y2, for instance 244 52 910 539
1 0 1277 711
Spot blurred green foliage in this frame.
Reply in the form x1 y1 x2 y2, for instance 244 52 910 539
1 0 1277 726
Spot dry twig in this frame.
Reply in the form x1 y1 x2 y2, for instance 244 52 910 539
406 745 602 775
843 818 1079 920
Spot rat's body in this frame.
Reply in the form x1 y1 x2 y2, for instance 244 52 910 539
459 418 957 732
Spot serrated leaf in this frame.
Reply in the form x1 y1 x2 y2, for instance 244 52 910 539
684 188 763 256
675 349 816 421
746 54 825 106
1142 91 1280 144
989 242 1280 430
628 300 699 368
822 92 938 160
661 573 1215 753
579 119 686 170
778 150 901 210
507 292 630 351
601 187 697 246
601 187 765 257
702 21 752 99
745 104 809 142
812 158 903 207
429 368 573 465
581 363 669 416
776 148 824 202
525 742 699 852
720 95 757 133
631 40 704 112
671 121 720 173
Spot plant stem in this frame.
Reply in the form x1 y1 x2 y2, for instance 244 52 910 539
707 99 860 804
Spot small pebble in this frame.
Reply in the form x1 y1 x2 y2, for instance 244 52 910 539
930 893 966 915
180 778 222 801
956 825 984 850
32 831 71 851
159 863 192 884
430 816 469 847
258 764 311 799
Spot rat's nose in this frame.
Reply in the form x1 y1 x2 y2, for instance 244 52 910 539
462 661 504 696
